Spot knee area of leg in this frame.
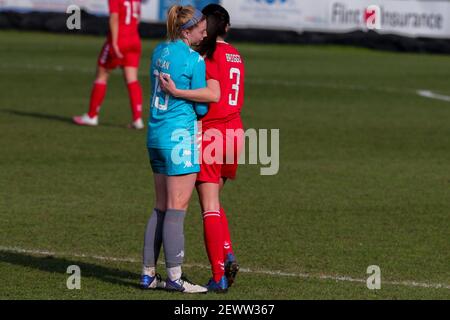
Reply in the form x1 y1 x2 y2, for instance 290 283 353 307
200 200 221 213
167 196 190 211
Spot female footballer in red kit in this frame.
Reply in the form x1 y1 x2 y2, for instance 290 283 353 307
73 0 144 129
160 4 245 293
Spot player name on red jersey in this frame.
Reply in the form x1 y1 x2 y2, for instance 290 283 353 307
225 53 242 63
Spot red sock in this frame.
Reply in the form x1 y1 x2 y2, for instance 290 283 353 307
88 82 107 118
220 207 234 257
203 211 225 282
127 81 143 121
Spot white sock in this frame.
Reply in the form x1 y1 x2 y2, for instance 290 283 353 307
167 266 182 281
142 265 156 277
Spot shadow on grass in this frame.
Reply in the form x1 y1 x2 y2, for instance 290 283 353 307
0 250 140 289
1 109 125 129
3 109 74 124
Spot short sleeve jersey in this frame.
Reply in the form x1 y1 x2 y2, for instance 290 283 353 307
203 42 245 126
108 0 141 38
147 40 208 149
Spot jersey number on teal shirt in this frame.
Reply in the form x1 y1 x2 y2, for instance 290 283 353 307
152 69 170 111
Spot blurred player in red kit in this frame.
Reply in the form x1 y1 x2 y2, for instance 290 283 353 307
160 4 245 293
73 0 144 129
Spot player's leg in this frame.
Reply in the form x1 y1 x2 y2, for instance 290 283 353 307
141 172 167 289
218 176 239 287
123 38 143 129
89 66 110 118
123 66 144 129
219 177 233 256
197 181 228 292
163 173 207 293
165 174 197 275
196 124 229 291
74 39 116 126
219 120 244 286
218 177 234 256
73 66 110 126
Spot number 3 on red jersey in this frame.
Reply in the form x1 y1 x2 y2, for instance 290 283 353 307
229 68 241 107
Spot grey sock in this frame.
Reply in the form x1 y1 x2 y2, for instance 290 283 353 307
163 209 186 268
142 208 165 267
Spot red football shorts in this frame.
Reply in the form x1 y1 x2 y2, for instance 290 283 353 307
197 117 244 184
97 36 141 69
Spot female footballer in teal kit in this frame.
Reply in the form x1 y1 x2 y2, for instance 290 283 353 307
159 4 244 294
139 5 217 294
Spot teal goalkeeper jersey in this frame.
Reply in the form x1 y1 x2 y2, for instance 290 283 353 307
147 39 208 149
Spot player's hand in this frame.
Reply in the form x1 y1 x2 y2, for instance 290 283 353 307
112 43 124 59
159 73 178 97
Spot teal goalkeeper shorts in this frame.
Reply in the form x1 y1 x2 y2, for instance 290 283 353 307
148 147 200 176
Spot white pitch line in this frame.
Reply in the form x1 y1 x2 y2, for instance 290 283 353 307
417 90 450 102
0 246 449 290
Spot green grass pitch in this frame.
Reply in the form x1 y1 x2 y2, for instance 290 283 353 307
0 30 449 299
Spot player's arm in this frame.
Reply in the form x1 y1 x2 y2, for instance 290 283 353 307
109 14 123 58
191 56 210 116
159 75 220 103
108 0 123 59
136 1 141 23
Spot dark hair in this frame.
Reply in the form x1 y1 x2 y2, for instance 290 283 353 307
197 4 230 59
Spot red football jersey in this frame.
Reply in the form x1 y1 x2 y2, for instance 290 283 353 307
203 42 245 126
108 0 141 38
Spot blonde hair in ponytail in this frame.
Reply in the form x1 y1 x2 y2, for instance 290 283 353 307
166 5 196 41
